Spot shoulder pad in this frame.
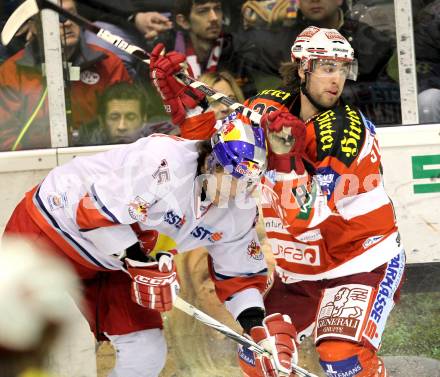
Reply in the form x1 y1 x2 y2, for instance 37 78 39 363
245 87 297 117
256 87 295 105
312 103 367 167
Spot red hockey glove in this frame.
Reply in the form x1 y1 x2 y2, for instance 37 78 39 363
149 43 205 126
250 313 298 377
125 252 180 312
261 110 307 174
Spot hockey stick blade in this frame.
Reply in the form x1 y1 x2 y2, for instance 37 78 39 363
173 296 319 377
1 0 39 46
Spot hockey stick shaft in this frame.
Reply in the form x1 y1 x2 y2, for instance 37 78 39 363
173 296 269 356
173 296 319 377
1 0 262 124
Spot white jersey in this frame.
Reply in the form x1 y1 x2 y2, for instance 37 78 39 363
25 135 267 317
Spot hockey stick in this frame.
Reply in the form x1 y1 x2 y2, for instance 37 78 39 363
1 0 262 124
173 296 319 377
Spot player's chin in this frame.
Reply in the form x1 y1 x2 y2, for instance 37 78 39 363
205 30 221 40
320 95 340 108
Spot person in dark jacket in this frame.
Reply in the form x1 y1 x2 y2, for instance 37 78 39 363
150 0 256 97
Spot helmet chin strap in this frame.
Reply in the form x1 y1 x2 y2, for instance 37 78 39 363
300 73 332 112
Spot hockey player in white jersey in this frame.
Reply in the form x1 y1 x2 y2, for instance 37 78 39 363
4 118 297 376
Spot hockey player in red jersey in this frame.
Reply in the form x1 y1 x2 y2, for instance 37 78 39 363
149 26 405 377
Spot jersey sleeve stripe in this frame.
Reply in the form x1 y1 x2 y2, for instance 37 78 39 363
335 185 390 220
76 193 117 230
90 184 120 224
26 186 107 270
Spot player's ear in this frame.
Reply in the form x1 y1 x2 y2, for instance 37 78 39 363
298 66 305 81
201 157 209 174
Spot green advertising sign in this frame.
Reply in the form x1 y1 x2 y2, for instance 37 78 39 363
412 155 440 194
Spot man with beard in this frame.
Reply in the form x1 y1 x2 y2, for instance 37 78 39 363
150 26 405 377
149 0 255 98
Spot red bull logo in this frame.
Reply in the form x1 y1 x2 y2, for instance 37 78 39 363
222 122 235 136
128 196 150 223
235 161 261 178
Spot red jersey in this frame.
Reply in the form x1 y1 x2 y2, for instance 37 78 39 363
181 87 403 282
245 88 402 282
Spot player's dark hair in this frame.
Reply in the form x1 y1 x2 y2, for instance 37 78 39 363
279 61 301 90
174 0 222 20
97 82 148 120
196 140 213 176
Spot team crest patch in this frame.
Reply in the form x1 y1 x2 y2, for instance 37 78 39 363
247 240 264 261
80 70 100 85
315 284 373 344
128 196 150 223
152 159 170 184
47 192 68 211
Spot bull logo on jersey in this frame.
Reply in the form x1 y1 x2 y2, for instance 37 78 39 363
191 226 223 243
128 196 150 223
247 240 264 261
316 285 373 343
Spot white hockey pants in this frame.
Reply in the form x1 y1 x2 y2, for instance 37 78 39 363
107 328 167 377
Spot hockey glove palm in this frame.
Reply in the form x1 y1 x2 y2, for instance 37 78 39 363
250 313 298 377
149 43 205 126
125 252 180 312
261 110 308 174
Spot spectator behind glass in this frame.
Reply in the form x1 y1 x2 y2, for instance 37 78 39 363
201 70 245 119
0 0 130 151
238 0 400 125
413 0 440 123
179 70 246 139
150 0 255 97
77 82 148 145
82 0 173 80
137 70 244 141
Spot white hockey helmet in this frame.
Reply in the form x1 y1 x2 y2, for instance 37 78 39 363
291 26 358 81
